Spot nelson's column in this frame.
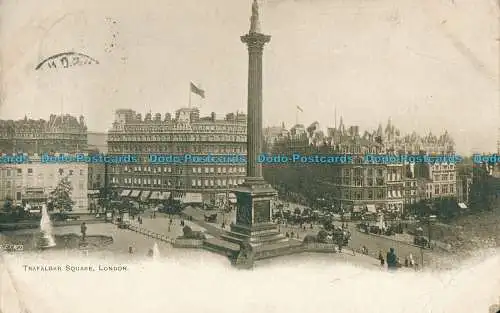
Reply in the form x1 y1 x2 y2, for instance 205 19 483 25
222 0 299 261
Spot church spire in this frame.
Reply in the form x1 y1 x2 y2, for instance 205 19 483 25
249 0 262 33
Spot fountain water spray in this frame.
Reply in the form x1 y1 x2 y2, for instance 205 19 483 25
38 203 56 249
150 242 160 260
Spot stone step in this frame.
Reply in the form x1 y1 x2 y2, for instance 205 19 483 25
203 239 240 257
254 242 306 260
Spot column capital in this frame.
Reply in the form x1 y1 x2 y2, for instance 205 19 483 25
241 33 271 48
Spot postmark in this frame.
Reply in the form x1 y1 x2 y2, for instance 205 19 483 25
35 52 99 70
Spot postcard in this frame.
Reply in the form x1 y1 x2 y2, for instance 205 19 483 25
0 0 499 312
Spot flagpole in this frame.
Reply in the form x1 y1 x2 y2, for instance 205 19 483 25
295 107 298 126
335 105 337 129
188 84 192 108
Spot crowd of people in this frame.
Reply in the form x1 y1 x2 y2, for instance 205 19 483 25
377 248 418 270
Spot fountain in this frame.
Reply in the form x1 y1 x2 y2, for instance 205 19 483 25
148 242 161 260
38 203 56 249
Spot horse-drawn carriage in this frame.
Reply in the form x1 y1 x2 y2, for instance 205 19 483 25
204 213 217 223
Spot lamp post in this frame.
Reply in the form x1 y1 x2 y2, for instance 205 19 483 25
420 214 437 268
427 214 437 248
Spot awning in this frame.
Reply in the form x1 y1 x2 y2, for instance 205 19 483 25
140 190 151 200
172 192 184 201
366 204 376 213
161 192 171 200
150 191 161 200
130 190 141 197
22 194 47 199
182 192 203 204
352 205 362 212
458 202 467 209
88 190 100 195
120 190 131 197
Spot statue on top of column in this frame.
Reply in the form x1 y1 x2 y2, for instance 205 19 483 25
249 0 261 33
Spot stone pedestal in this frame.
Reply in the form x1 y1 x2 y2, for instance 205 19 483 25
222 178 294 260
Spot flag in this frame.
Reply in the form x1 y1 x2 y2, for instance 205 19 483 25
190 82 205 98
296 105 303 112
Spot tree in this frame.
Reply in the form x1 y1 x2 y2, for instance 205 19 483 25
2 197 13 212
48 176 75 212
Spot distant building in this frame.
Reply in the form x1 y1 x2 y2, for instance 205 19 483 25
263 123 288 151
0 114 87 154
86 132 108 202
107 108 247 204
0 155 88 212
270 119 405 214
268 118 457 215
87 131 108 153
0 114 88 212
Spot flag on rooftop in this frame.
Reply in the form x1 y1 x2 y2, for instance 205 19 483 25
190 82 205 99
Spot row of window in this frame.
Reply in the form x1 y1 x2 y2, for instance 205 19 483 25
109 145 246 153
434 184 455 195
432 173 455 181
1 168 85 176
118 124 245 133
109 134 246 142
112 176 245 187
330 177 386 186
2 180 86 190
432 164 455 170
120 166 246 174
190 178 244 187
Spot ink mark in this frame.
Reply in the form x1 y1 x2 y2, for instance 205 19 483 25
35 52 99 70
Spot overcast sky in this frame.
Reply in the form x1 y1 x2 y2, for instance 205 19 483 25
0 0 498 154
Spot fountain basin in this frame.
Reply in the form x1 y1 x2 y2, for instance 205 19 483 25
1 233 113 251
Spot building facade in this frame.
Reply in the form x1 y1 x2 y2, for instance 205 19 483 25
0 114 87 154
106 108 247 203
269 119 405 214
0 114 88 212
267 118 457 215
0 155 88 212
86 132 108 203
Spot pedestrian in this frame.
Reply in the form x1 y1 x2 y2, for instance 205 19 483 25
409 253 415 267
378 251 385 266
129 246 134 254
286 232 289 238
404 256 409 267
386 248 397 270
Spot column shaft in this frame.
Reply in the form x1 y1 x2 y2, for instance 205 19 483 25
247 47 263 178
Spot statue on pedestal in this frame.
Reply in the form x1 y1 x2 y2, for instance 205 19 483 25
249 0 261 33
235 241 255 269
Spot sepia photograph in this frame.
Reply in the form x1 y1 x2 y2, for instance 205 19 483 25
0 0 499 312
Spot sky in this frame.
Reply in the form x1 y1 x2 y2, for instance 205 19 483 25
0 0 498 154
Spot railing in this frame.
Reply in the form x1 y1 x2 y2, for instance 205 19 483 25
304 242 338 252
122 223 175 244
174 238 204 248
